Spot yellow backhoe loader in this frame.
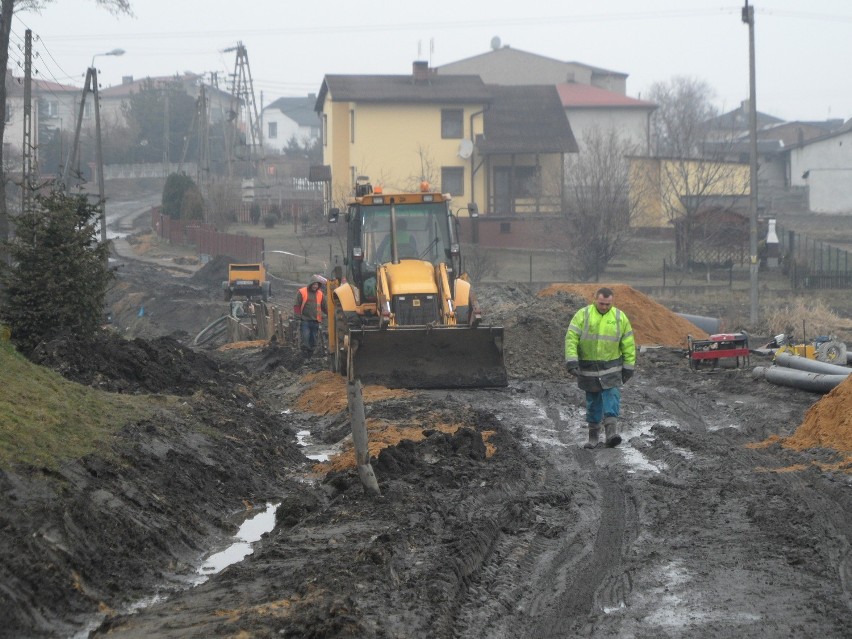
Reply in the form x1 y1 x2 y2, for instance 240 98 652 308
325 180 506 389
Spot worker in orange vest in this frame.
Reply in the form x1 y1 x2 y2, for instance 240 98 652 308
293 275 328 356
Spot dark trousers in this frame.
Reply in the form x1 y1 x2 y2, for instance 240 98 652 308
300 319 320 352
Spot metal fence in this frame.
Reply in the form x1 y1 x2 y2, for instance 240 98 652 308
776 222 852 290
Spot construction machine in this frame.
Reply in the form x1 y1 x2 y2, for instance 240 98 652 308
325 179 506 389
768 331 847 364
223 262 271 302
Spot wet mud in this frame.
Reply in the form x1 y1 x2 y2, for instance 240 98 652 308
1 244 851 638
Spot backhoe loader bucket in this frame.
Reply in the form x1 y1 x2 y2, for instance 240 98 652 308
348 325 507 389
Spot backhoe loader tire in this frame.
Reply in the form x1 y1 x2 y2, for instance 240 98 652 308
816 340 847 364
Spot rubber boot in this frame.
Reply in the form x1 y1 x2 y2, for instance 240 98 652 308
603 417 622 448
583 423 601 449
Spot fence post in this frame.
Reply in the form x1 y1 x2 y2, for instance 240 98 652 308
662 258 666 288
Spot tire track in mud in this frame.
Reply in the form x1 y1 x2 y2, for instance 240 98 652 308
591 377 852 638
451 382 640 638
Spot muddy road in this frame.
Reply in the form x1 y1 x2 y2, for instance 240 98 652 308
2 238 851 638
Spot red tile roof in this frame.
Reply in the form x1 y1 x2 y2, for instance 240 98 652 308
556 83 655 109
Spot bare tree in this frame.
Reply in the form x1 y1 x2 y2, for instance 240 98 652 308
645 76 748 266
407 145 438 191
0 0 132 261
461 242 500 284
560 126 641 281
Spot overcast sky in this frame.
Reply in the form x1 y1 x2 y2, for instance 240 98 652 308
12 0 852 122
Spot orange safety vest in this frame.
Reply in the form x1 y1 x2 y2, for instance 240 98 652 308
298 287 324 322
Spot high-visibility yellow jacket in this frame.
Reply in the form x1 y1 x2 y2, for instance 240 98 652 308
565 304 636 392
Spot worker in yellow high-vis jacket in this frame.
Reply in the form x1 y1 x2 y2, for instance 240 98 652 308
564 287 636 449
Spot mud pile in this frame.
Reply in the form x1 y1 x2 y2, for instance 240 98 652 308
190 254 234 288
30 331 226 395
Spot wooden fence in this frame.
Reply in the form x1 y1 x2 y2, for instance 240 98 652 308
226 302 297 344
152 209 264 263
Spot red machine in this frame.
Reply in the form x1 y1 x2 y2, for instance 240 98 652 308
688 333 750 370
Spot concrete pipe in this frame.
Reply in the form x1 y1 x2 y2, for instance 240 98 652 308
753 365 849 393
677 313 722 335
774 352 851 375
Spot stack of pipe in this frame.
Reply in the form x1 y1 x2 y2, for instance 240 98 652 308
753 352 850 393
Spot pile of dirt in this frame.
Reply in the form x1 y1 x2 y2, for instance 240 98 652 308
476 282 706 382
539 283 709 348
191 254 236 288
782 374 852 470
30 331 228 395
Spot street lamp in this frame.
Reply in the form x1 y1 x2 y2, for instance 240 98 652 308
91 48 125 68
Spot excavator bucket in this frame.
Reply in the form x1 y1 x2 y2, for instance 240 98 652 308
348 325 507 389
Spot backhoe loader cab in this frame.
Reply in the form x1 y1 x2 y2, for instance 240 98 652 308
326 181 506 389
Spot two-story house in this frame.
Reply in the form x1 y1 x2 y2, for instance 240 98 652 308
314 61 577 219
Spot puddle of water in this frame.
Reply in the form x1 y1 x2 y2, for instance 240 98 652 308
296 429 342 462
194 502 280 583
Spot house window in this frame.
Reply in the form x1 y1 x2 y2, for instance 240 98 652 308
441 109 463 139
268 122 277 139
350 109 355 143
500 222 511 234
441 166 464 196
322 114 328 146
514 166 538 197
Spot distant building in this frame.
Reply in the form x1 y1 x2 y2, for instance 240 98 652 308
556 83 655 154
783 120 852 214
261 94 319 154
436 45 628 94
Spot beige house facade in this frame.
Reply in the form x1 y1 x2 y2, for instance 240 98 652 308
315 62 577 216
630 156 751 229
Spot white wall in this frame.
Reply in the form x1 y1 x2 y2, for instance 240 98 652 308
262 110 318 154
789 130 852 213
566 108 651 154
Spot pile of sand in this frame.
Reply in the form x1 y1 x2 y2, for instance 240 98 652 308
294 371 410 415
783 374 852 471
538 283 709 348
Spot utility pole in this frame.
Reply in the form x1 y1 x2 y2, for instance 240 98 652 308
743 0 759 325
163 90 170 177
63 70 93 190
223 42 262 177
93 67 107 250
61 66 108 257
22 29 33 214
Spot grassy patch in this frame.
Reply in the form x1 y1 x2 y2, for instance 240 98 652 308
0 341 156 471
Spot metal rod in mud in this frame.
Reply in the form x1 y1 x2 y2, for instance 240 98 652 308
347 379 381 496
